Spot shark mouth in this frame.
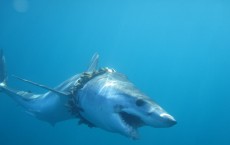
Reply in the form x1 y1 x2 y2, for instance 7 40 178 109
118 111 144 139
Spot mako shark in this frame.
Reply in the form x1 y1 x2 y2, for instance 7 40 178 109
0 50 176 139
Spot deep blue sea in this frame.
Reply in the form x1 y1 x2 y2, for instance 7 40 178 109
1 0 230 145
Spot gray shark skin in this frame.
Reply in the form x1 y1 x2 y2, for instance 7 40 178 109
0 50 176 139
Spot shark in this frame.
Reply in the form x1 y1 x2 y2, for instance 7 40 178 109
0 50 176 139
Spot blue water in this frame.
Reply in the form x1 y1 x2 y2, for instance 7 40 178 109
1 0 230 145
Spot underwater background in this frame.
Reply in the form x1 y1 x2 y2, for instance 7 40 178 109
0 0 230 145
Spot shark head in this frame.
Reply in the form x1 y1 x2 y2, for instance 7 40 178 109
113 92 177 139
78 71 176 139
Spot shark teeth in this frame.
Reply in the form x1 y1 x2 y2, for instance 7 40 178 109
120 116 138 139
119 111 143 139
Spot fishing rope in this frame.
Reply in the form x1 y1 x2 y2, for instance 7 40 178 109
66 67 116 127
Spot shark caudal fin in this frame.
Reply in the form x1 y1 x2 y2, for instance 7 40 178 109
0 49 7 90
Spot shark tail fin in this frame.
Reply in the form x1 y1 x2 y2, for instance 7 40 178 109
0 49 7 90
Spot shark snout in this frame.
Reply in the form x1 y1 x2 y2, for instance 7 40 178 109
146 107 177 128
159 113 177 127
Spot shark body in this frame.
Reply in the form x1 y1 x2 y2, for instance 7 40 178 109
0 50 176 139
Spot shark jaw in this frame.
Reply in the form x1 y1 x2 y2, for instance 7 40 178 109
111 96 177 140
117 111 144 139
115 108 177 139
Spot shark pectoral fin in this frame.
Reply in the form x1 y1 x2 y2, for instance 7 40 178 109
78 118 95 128
87 53 99 72
12 75 70 96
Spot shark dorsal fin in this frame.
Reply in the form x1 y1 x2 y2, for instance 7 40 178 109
87 53 99 72
12 75 69 96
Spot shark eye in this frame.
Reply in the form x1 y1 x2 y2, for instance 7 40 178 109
136 99 146 107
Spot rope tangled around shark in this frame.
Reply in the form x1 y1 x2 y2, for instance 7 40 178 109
66 67 116 127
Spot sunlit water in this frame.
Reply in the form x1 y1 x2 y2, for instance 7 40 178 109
0 0 230 145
